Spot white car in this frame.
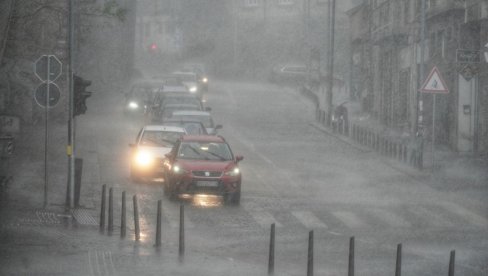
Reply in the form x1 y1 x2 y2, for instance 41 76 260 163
168 110 222 135
129 125 186 183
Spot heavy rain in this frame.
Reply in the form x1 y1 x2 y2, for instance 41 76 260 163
0 0 487 275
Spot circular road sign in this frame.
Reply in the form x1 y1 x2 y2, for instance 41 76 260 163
34 55 62 82
35 82 61 108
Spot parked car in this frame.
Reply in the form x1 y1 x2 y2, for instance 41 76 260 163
269 64 308 85
129 125 186 183
168 110 222 135
164 135 243 204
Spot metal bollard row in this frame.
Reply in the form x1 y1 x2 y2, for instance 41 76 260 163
348 123 424 170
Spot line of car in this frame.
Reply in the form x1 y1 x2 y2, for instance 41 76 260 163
127 67 243 205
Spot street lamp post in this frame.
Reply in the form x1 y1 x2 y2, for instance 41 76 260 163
326 0 336 127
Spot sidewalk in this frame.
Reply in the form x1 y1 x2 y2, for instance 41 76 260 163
305 92 488 206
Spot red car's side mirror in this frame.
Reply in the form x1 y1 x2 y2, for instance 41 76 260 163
235 155 244 162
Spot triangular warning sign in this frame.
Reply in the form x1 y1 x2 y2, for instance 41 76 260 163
419 66 449 94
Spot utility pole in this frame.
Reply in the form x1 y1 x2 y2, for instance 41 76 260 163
67 0 75 208
418 0 426 170
326 0 336 127
232 0 238 73
418 0 426 134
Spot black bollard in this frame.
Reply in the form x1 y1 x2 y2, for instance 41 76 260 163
108 187 114 234
155 199 162 247
307 230 314 276
179 204 185 259
307 230 313 276
268 223 275 275
448 250 455 276
133 195 140 241
348 236 355 276
121 191 126 238
395 243 402 276
99 184 106 231
74 158 83 207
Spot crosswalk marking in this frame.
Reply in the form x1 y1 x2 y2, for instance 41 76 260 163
332 211 366 228
369 209 411 228
408 206 453 228
249 211 282 228
291 211 328 229
441 202 488 227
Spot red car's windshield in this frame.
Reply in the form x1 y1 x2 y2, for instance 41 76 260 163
177 141 233 161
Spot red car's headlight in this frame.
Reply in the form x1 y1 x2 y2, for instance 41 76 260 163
224 167 240 176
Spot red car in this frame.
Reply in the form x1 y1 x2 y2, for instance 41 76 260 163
164 135 243 204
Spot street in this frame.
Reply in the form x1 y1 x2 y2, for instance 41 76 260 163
1 80 487 275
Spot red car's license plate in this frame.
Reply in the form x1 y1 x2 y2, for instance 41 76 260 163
196 181 218 187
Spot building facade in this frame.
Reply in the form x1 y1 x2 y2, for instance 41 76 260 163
349 0 488 154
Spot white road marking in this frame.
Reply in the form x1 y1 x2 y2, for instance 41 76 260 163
369 209 411 228
332 211 366 228
292 211 328 229
249 211 282 228
441 202 488 227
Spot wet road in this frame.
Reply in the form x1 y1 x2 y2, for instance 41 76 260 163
2 80 487 275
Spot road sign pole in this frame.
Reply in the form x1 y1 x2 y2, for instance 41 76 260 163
68 0 75 209
43 57 51 208
432 94 436 171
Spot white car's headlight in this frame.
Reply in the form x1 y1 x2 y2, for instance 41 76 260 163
128 101 139 109
189 86 197 93
224 167 240 176
202 77 208 83
135 150 153 167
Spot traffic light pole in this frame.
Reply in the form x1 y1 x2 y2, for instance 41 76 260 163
67 0 75 209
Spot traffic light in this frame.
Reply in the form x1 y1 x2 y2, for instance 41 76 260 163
73 75 92 117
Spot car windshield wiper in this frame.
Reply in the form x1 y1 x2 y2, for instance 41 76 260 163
206 151 227 161
188 145 202 156
144 138 163 146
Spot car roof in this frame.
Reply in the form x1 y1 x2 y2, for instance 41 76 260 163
172 71 196 76
180 135 225 143
172 110 210 116
159 85 189 93
143 125 187 133
163 103 200 107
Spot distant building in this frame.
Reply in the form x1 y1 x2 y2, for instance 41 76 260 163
348 0 488 154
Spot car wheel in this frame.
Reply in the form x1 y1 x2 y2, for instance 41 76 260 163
224 189 240 206
230 191 240 205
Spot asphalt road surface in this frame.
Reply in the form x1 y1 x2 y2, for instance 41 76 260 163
1 80 487 275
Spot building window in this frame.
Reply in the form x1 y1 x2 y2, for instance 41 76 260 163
427 0 436 10
429 29 445 59
277 0 293 5
403 0 410 24
398 69 410 125
244 0 259 7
